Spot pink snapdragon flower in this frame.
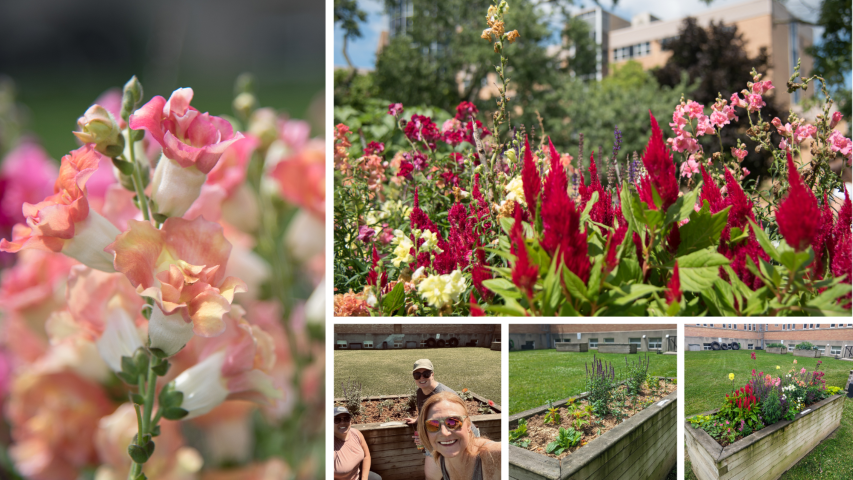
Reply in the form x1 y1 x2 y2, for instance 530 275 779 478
129 88 244 217
388 103 403 116
685 101 704 119
731 147 748 162
730 93 748 109
793 124 817 144
106 217 247 356
170 307 282 419
0 141 58 230
830 111 843 129
0 145 119 272
828 131 852 164
771 117 794 136
695 115 715 136
751 80 774 95
680 156 701 178
746 94 766 112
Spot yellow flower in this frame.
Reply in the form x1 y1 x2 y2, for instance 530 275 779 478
504 176 526 205
776 365 780 369
728 373 734 381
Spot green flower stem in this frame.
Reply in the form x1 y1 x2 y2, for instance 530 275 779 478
126 126 151 222
127 355 160 480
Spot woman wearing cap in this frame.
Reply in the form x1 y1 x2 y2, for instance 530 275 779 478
334 406 382 480
417 392 500 480
404 359 465 480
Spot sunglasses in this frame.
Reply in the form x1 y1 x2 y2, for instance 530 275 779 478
334 415 352 424
424 415 468 433
413 370 433 380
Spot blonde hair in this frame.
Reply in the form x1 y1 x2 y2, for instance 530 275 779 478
416 392 493 463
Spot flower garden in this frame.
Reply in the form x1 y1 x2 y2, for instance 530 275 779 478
333 2 852 317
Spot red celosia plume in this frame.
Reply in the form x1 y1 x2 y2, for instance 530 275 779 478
666 261 682 304
777 152 821 252
510 208 538 298
521 136 542 221
639 111 679 211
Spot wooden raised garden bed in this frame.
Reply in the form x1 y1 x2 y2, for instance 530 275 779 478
793 349 822 358
509 377 677 480
765 347 786 355
335 392 501 480
556 342 588 353
598 344 637 354
685 394 844 480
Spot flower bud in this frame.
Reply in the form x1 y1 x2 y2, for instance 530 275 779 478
830 111 843 129
121 76 143 121
233 92 257 119
74 105 125 157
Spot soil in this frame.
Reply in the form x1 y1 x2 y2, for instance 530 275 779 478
520 382 677 459
349 396 497 425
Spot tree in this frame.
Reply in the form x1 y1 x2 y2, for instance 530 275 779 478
653 17 784 179
334 0 368 88
373 0 560 130
806 0 851 125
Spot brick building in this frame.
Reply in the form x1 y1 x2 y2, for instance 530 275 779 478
685 323 853 357
334 324 499 349
509 324 677 353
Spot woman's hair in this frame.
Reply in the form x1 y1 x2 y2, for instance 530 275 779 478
416 392 492 462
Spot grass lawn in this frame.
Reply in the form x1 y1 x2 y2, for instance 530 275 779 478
508 350 677 415
685 351 853 480
333 347 501 404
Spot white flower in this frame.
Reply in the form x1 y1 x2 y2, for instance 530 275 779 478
417 269 467 308
392 237 414 267
412 266 426 281
420 230 441 253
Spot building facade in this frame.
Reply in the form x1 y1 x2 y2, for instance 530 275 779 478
509 324 677 353
572 7 630 81
334 324 499 349
685 323 853 357
608 0 813 108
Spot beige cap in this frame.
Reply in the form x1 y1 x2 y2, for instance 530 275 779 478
413 359 434 372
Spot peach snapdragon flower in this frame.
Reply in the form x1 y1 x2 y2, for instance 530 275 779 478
106 216 247 356
129 88 244 217
170 306 282 419
0 145 120 272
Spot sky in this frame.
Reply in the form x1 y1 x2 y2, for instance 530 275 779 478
333 0 828 69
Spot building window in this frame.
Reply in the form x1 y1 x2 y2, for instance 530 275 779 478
703 343 712 350
629 338 642 346
733 325 737 330
816 324 820 328
831 324 836 328
711 324 714 327
748 344 754 349
649 338 662 349
804 324 808 329
703 324 708 327
810 324 815 329
788 344 795 351
589 338 599 348
604 338 614 343
783 325 786 330
364 341 374 349
831 346 841 355
848 324 852 327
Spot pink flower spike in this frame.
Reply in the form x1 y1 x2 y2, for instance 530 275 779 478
776 152 820 252
388 103 403 116
106 216 247 356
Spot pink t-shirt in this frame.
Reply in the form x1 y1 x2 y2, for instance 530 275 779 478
334 429 365 480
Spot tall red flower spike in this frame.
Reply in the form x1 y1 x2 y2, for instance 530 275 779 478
640 111 679 211
579 152 614 228
539 139 591 283
777 152 820 251
723 167 756 231
699 165 725 213
470 292 485 316
666 261 682 304
510 207 538 298
521 136 542 221
367 244 387 288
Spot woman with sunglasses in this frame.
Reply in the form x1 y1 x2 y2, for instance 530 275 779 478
417 392 500 480
404 359 458 426
333 406 382 480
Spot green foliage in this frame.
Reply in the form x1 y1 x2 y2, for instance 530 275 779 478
509 418 529 447
766 343 784 348
543 400 561 424
795 342 815 350
805 0 852 130
626 354 651 396
762 389 783 425
545 426 582 455
585 357 615 417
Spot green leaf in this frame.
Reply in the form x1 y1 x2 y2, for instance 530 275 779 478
562 268 588 302
152 213 169 224
747 218 780 263
804 283 853 314
133 349 149 373
111 157 135 176
606 284 661 306
131 393 145 405
674 248 730 292
620 181 644 234
664 187 699 227
778 246 813 277
729 225 749 244
612 257 640 285
382 281 406 315
675 202 730 256
151 425 161 437
160 390 183 409
545 441 564 455
665 299 681 317
162 407 189 420
542 251 562 316
483 278 523 300
117 371 136 385
587 257 603 300
152 360 170 376
121 356 138 378
580 191 599 225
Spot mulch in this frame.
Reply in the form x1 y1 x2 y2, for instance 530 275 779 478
348 396 495 424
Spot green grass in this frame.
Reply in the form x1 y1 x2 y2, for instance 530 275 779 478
333 348 501 404
508 350 676 415
685 351 853 480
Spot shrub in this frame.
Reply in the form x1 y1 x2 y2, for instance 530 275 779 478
766 343 784 348
341 378 366 417
585 355 615 416
795 342 815 350
762 389 784 425
626 354 651 396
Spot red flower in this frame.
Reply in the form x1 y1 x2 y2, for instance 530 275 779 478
639 111 679 211
364 141 385 156
777 151 820 251
397 160 414 179
723 167 756 230
455 101 479 121
699 164 726 213
578 152 614 228
665 261 682 304
605 223 628 272
521 136 542 221
470 293 485 316
510 208 538 298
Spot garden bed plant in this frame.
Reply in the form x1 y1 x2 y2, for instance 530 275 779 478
687 357 844 447
333 1 852 317
510 354 676 458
